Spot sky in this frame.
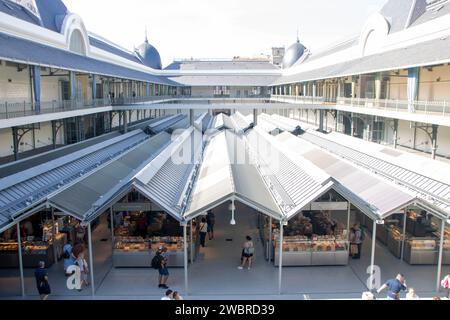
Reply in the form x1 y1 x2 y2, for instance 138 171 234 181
63 0 387 68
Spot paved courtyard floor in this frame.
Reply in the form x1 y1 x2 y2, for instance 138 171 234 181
1 204 448 300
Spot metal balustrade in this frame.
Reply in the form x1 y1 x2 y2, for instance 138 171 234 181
0 98 111 120
270 95 450 117
336 97 449 117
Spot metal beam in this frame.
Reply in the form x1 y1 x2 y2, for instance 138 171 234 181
87 222 95 297
278 220 284 295
401 209 407 260
184 224 189 295
436 218 445 292
17 222 25 297
268 216 272 262
369 220 377 290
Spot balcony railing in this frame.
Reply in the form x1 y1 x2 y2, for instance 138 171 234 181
270 95 328 104
336 97 450 117
0 98 112 120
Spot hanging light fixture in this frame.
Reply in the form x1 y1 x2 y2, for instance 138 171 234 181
229 201 236 225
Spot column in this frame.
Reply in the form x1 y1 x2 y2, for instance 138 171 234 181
401 209 407 260
51 120 57 149
92 74 97 106
31 65 41 113
278 220 284 295
110 208 115 250
393 119 399 149
268 217 272 262
190 220 194 264
12 127 19 161
407 67 420 113
51 208 58 264
431 125 438 160
369 220 377 290
70 71 77 105
436 218 446 292
123 111 128 133
183 223 189 295
88 222 95 297
375 73 382 101
253 109 258 126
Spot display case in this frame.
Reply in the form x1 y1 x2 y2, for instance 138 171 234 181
403 238 438 265
113 237 151 267
113 236 187 268
387 226 403 259
22 241 55 267
273 236 312 266
311 236 349 266
0 242 19 268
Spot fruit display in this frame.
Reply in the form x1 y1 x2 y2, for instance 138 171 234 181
389 226 403 241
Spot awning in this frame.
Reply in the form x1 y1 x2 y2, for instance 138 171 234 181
184 130 284 220
48 132 172 221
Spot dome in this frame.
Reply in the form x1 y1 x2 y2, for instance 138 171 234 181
136 39 162 70
282 40 307 69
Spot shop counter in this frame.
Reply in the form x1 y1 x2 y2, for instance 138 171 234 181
273 250 312 266
403 241 438 265
387 232 402 259
113 251 152 268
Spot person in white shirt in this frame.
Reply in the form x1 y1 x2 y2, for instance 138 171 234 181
406 288 420 300
75 251 89 290
161 290 173 300
173 291 184 300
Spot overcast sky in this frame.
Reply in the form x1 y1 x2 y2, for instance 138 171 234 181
63 0 387 67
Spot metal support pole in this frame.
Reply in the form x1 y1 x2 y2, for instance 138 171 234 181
347 202 351 240
393 119 398 149
369 220 377 290
110 208 114 250
17 222 25 297
190 220 194 263
401 209 407 261
51 208 58 264
436 218 445 292
12 127 19 161
431 124 438 160
278 220 284 295
87 222 95 297
268 217 272 262
51 120 57 149
184 224 189 295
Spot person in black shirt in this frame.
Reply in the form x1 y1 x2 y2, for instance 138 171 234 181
206 211 216 240
34 261 51 300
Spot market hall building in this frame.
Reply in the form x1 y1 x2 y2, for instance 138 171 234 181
0 0 449 299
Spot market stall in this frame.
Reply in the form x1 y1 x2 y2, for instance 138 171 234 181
112 211 196 268
261 211 350 266
0 219 67 268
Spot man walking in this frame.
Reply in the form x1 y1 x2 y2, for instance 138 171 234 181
35 261 51 300
377 274 407 300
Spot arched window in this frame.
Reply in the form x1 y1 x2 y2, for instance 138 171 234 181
69 29 86 55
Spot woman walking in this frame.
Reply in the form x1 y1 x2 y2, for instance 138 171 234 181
75 251 90 290
238 236 255 270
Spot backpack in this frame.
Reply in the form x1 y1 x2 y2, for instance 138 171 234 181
360 227 366 241
244 246 255 255
63 249 71 260
151 254 163 270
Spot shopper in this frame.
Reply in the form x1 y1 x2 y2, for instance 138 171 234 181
161 289 173 300
377 274 407 300
199 217 208 248
238 236 255 270
441 274 450 298
349 223 363 259
34 261 51 300
75 251 90 290
63 241 75 276
173 291 184 300
153 247 170 289
405 287 419 300
206 210 216 240
361 291 375 300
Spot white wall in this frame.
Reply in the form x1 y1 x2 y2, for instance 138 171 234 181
418 65 450 101
0 62 31 103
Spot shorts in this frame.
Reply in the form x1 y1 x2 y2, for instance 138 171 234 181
159 267 169 276
242 253 253 258
207 224 214 233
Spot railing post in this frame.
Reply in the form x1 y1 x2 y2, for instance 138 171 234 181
5 101 8 119
24 101 26 116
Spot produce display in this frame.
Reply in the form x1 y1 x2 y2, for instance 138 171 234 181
23 242 50 255
408 239 436 250
0 242 18 252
